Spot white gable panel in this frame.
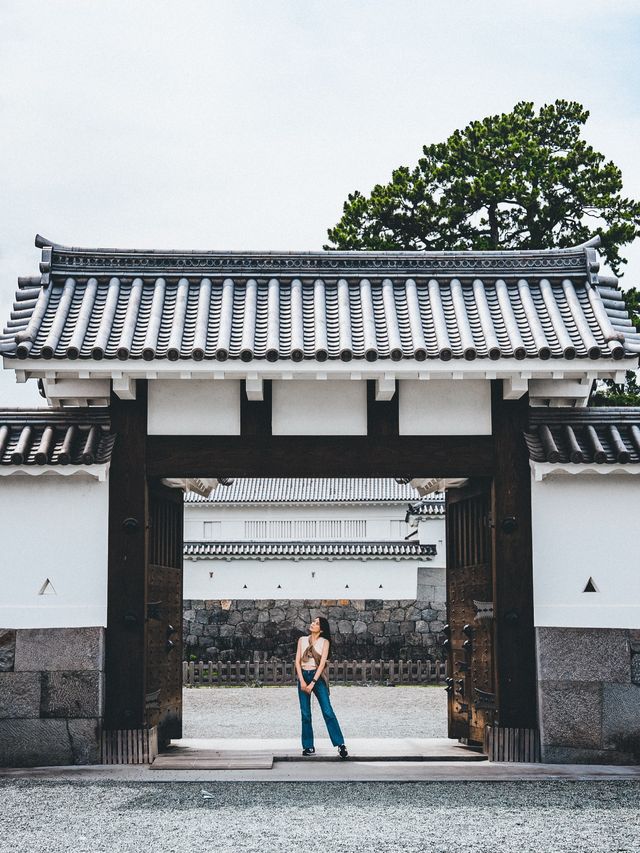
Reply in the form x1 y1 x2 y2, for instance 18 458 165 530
399 380 491 435
272 381 367 436
147 379 241 435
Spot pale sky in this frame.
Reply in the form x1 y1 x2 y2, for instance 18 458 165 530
1 0 639 405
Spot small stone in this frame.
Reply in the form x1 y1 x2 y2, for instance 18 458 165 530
368 622 384 636
195 611 209 624
227 611 244 626
364 600 383 610
251 624 265 638
0 673 41 718
399 621 416 635
353 620 367 635
405 606 421 621
390 608 406 621
374 609 391 622
257 610 269 623
338 620 353 635
183 610 196 624
219 625 236 638
430 621 445 633
421 609 438 621
270 608 286 623
384 622 400 636
185 635 198 646
415 620 431 634
0 630 16 672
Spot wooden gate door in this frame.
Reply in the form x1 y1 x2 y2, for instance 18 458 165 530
145 481 183 745
445 479 496 744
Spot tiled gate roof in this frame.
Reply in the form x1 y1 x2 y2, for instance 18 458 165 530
525 408 640 465
0 410 115 466
2 237 638 363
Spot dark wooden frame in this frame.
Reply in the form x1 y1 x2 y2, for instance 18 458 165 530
106 378 537 733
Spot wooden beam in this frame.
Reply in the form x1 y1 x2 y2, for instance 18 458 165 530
502 377 528 400
375 375 396 401
113 375 137 400
240 379 272 435
147 433 494 478
245 374 263 401
367 380 399 437
491 380 537 729
105 381 148 730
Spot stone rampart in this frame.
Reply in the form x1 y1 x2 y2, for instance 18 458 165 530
183 598 447 662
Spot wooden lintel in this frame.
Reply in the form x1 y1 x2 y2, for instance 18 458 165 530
146 434 494 478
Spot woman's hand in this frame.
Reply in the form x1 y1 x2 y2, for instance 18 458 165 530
303 682 314 694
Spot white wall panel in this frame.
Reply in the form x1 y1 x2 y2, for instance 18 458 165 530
272 381 367 435
0 475 109 628
531 475 640 628
399 380 491 435
148 379 240 435
184 557 421 600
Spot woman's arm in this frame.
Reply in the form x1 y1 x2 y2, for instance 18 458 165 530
294 638 305 688
311 640 330 685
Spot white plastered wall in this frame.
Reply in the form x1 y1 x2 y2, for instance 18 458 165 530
0 474 109 628
399 380 492 435
147 378 241 434
272 380 367 435
531 473 640 629
184 557 422 600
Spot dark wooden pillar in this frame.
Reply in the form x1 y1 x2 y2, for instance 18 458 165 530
105 381 148 730
491 380 537 729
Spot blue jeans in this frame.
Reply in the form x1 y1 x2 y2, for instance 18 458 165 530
298 669 345 749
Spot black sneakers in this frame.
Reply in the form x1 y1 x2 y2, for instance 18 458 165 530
338 744 348 759
302 747 316 756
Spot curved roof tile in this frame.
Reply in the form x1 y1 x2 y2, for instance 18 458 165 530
2 239 638 363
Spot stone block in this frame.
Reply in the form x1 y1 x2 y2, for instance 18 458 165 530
405 606 421 621
542 745 637 766
203 625 220 637
353 620 367 635
390 608 406 621
256 600 276 609
631 655 640 685
0 718 100 766
257 610 269 623
364 600 383 610
195 611 210 624
430 621 445 634
384 622 400 636
227 611 243 626
536 627 630 683
14 628 105 672
0 673 41 718
538 681 602 749
251 624 265 638
399 621 416 635
374 609 391 623
399 599 415 608
0 630 16 672
368 622 384 636
415 620 431 634
236 600 256 611
337 620 353 635
185 635 198 646
236 622 252 636
219 625 236 639
270 608 286 623
183 609 196 624
41 671 103 719
602 684 640 756
421 609 438 621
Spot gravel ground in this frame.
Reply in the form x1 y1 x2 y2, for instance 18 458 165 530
183 685 448 739
1 780 639 853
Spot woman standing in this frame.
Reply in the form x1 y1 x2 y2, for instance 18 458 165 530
295 616 348 758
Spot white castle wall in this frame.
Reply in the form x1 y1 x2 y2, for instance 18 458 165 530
0 474 109 628
531 474 640 629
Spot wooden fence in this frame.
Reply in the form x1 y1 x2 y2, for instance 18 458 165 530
183 658 447 687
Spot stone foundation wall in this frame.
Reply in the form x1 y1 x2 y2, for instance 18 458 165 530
183 598 448 662
537 627 640 765
0 627 104 767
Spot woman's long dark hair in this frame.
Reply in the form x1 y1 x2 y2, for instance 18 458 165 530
318 617 332 658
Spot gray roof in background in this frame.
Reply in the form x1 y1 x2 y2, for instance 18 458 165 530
185 477 445 506
525 408 640 464
0 409 114 466
184 541 437 559
2 237 638 363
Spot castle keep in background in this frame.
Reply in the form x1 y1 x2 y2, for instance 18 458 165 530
182 478 446 661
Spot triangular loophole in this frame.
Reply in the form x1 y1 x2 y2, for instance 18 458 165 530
583 577 598 593
38 578 57 596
